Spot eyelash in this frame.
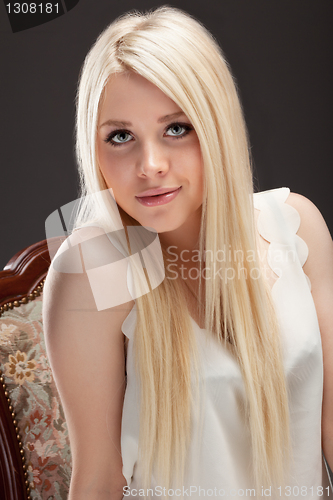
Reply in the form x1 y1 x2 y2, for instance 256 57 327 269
104 122 194 147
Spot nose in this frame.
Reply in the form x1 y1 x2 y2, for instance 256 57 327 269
137 141 169 178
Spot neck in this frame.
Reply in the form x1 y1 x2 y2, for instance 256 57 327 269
159 206 204 286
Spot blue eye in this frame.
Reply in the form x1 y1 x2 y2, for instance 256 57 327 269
165 123 193 138
104 122 194 146
105 130 133 146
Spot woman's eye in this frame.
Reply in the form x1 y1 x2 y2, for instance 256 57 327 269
105 131 133 145
165 123 192 138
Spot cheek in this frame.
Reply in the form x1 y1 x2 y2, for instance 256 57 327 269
97 144 128 189
184 144 204 186
190 148 204 203
97 142 110 182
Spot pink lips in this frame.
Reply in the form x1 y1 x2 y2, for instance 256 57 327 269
135 186 182 207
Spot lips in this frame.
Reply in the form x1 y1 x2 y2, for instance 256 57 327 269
135 186 181 198
135 186 182 207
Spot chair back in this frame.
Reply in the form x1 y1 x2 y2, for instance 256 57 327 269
0 237 70 500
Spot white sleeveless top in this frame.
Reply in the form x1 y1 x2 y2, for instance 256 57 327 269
120 187 332 499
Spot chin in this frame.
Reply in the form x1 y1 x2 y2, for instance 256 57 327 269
119 204 187 233
135 216 184 234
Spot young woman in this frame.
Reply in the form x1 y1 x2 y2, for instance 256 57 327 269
42 6 333 500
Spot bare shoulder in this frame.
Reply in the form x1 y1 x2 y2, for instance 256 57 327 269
43 225 134 319
285 190 333 294
285 191 330 234
43 223 135 360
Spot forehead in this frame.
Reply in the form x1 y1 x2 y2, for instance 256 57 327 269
98 71 182 124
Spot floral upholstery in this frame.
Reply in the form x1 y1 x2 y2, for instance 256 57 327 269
0 294 72 499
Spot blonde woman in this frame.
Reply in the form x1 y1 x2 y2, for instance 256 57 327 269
42 6 333 500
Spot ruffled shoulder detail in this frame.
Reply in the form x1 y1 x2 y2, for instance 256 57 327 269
121 303 137 341
253 187 311 291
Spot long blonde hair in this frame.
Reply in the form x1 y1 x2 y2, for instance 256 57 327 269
74 6 292 495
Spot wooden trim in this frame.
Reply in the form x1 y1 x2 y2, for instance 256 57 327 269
0 372 29 500
0 236 65 307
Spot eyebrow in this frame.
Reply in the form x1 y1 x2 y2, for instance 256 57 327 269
99 111 186 129
157 111 186 123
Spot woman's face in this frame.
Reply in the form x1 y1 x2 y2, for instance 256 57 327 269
96 71 204 234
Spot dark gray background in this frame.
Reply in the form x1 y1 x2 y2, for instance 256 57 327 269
0 0 332 267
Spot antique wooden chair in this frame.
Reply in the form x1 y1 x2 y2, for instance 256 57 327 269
0 237 70 500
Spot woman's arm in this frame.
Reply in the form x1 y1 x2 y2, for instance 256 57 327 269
42 227 134 499
286 192 333 471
